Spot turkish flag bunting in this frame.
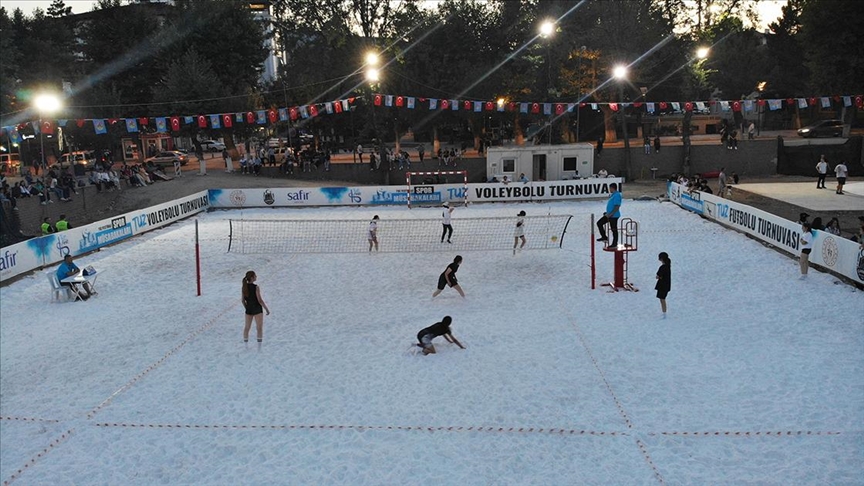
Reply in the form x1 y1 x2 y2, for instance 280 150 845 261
463 100 472 111
531 103 540 114
41 120 54 133
374 95 382 106
76 119 86 128
139 117 149 126
197 115 207 128
685 102 694 112
333 101 342 113
786 98 795 105
757 100 766 106
555 104 565 115
833 95 842 102
856 96 863 109
580 102 587 108
732 101 741 112
485 101 494 111
170 117 181 131
632 102 643 108
108 118 119 125
658 102 668 110
290 108 299 121
223 114 233 128
508 102 517 112
266 109 276 123
441 99 450 110
609 103 619 112
309 105 319 117
241 112 251 124
809 97 817 106
396 96 404 107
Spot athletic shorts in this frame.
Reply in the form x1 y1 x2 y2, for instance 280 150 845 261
656 290 668 300
837 177 846 185
437 273 456 290
514 227 525 238
419 333 435 349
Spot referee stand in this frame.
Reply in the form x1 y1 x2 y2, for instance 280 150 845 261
601 218 638 292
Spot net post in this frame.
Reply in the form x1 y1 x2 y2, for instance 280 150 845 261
405 171 412 209
462 170 468 206
195 219 201 296
590 213 596 289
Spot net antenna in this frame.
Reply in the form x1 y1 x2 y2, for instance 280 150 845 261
405 171 468 208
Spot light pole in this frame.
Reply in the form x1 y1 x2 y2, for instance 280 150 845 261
612 66 631 180
576 45 586 142
539 20 555 145
756 81 766 136
33 93 62 170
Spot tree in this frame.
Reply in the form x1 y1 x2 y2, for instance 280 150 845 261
798 0 864 94
47 0 73 18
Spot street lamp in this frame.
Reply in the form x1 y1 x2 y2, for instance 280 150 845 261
33 93 62 170
756 81 767 136
696 47 710 60
612 65 631 180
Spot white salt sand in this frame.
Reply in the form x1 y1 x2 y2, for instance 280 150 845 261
2 200 862 485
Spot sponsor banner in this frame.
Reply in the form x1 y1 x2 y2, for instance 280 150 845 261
679 191 703 215
669 182 863 284
1 191 210 283
209 179 622 208
0 241 40 282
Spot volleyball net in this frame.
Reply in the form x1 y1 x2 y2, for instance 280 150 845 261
227 214 583 254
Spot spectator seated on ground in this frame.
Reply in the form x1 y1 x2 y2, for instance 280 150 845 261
239 155 248 174
89 170 103 192
825 218 841 236
597 169 609 178
811 217 825 231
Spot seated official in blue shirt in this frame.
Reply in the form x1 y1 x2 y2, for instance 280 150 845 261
56 254 94 301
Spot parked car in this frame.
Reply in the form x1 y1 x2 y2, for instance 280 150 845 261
199 140 226 152
145 151 189 168
797 119 845 138
0 153 21 175
57 150 96 168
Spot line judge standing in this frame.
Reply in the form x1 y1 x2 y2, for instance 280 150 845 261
441 201 454 244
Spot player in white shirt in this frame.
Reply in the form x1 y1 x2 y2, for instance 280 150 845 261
834 160 848 194
368 215 379 252
513 210 526 255
441 202 454 243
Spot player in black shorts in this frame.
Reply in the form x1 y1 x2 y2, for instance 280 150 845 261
416 316 465 355
242 270 270 343
654 252 671 317
432 255 465 298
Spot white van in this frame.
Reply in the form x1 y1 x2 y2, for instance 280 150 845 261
1 153 21 175
58 150 96 167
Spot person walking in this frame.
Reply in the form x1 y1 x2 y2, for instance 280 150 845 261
655 252 671 317
653 135 661 153
441 201 454 243
799 223 814 279
718 167 728 198
241 271 270 343
368 215 380 252
834 160 848 194
596 182 621 247
432 255 465 298
417 144 425 164
356 144 363 164
223 148 234 173
415 316 465 355
513 210 527 255
815 155 828 189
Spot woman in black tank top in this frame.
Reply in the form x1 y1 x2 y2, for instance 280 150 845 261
242 271 270 343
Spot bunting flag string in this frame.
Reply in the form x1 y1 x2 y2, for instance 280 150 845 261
6 92 861 137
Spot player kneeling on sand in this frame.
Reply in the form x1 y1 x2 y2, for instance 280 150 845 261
416 316 465 355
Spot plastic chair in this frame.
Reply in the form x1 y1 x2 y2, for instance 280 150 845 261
47 272 73 302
